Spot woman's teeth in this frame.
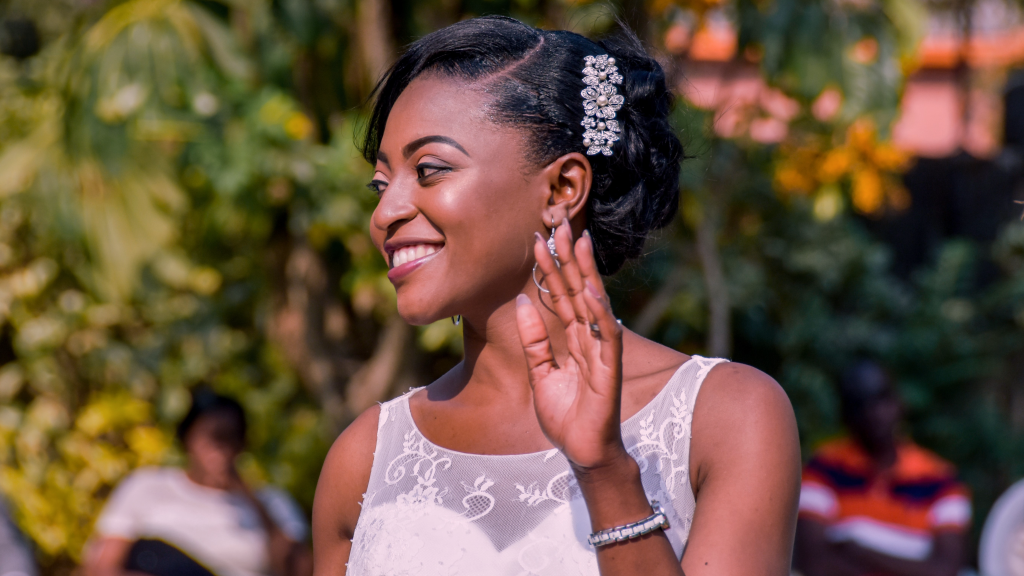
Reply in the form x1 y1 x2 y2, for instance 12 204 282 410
391 244 440 268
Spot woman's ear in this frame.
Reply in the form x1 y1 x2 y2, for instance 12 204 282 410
541 153 592 223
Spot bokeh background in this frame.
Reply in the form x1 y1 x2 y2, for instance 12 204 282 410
0 0 1021 573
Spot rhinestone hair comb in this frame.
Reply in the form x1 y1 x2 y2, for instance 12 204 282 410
581 54 624 156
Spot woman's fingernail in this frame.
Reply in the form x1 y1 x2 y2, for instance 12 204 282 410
516 294 530 307
534 232 545 244
585 280 601 299
562 217 570 229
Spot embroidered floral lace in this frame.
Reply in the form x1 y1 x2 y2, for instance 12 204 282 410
347 356 727 575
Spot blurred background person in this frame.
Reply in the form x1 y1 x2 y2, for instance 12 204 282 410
83 390 312 576
0 495 37 576
793 360 972 576
980 477 1024 576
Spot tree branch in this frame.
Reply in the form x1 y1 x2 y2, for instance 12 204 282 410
632 268 687 338
695 194 731 358
345 314 412 417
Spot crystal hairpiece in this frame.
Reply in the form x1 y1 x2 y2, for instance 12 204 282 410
581 54 624 156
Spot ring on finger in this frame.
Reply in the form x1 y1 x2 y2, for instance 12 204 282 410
589 322 601 336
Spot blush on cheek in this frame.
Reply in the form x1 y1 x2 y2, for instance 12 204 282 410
369 226 388 263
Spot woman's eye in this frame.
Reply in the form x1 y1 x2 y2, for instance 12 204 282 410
367 180 388 197
416 164 451 180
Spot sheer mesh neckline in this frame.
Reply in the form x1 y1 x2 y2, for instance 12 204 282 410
348 355 727 574
401 355 698 459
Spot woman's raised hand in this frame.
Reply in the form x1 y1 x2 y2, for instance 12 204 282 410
515 219 626 470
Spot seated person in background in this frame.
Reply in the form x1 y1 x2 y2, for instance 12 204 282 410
793 360 971 576
1 494 37 576
980 477 1024 576
84 390 312 576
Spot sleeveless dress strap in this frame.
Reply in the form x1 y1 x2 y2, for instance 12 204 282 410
634 355 728 424
376 386 421 437
364 387 424 504
681 355 728 415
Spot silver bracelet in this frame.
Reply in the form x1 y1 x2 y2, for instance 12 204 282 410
587 500 670 547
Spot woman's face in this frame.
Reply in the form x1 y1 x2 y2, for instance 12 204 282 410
370 75 552 325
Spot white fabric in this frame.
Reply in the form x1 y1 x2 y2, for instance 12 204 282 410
798 482 839 520
94 467 307 576
826 517 933 561
348 355 727 576
0 495 37 576
929 494 973 528
981 479 1024 576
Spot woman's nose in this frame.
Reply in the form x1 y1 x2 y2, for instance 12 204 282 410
372 178 418 232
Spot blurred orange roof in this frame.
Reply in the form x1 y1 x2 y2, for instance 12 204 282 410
687 23 737 62
917 31 1024 68
674 7 1023 157
673 21 1024 69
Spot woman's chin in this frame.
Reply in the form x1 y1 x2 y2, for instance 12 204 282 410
395 300 450 327
400 314 442 327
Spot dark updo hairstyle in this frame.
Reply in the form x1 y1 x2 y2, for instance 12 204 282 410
362 16 683 275
176 387 247 450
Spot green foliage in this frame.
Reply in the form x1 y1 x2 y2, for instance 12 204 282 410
736 0 925 126
0 1 371 569
623 106 1024 545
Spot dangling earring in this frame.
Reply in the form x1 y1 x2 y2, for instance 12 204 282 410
532 215 559 294
452 315 461 326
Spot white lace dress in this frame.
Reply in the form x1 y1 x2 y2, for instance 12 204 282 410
347 355 726 576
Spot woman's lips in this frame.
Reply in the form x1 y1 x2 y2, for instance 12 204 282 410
387 243 443 282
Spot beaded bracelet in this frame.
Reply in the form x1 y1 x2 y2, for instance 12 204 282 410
587 500 670 547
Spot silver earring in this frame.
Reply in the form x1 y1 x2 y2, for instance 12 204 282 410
532 216 559 294
452 315 461 325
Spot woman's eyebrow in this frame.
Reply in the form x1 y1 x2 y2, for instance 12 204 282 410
402 135 470 159
377 151 391 170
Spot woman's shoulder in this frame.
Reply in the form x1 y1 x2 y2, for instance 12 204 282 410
318 404 382 493
690 361 800 485
695 362 795 438
313 404 381 537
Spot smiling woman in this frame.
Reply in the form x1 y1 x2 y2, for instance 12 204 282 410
311 15 801 576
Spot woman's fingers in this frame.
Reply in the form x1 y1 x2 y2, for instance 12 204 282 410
552 219 592 326
575 231 609 301
582 279 623 385
535 221 611 343
515 294 558 385
534 232 577 327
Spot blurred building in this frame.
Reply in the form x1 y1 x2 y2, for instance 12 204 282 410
673 0 1024 156
673 1 1024 278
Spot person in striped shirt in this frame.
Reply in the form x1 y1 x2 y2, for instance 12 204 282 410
793 361 971 576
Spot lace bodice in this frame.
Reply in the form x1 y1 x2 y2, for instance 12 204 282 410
347 356 726 576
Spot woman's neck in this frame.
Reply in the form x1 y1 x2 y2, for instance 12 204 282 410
456 290 567 402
